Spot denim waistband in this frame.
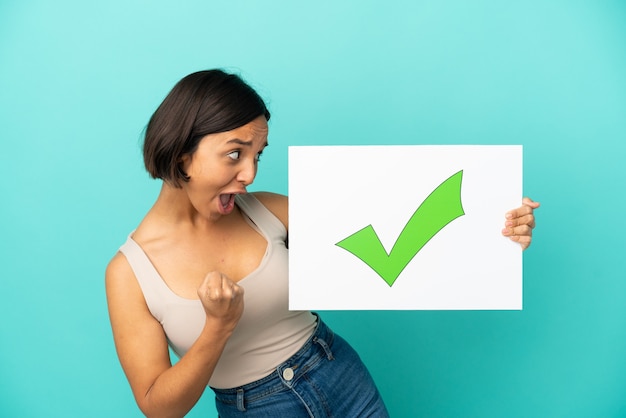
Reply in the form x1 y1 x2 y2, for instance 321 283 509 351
211 313 335 407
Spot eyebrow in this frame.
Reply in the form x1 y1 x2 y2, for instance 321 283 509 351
227 138 269 147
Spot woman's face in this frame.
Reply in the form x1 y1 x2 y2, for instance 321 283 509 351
180 116 269 221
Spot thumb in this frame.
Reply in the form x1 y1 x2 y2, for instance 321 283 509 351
522 197 540 209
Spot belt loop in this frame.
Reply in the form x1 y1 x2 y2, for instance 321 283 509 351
313 336 334 360
237 388 246 412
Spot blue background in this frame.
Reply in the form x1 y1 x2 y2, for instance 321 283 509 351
1 1 625 416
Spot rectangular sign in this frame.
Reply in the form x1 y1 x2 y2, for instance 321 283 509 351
288 145 523 310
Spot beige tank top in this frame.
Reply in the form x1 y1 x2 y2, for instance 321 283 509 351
118 193 316 389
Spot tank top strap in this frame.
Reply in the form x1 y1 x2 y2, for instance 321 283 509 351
118 234 170 323
235 193 287 239
118 194 285 326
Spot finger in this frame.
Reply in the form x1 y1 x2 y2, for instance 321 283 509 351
214 273 241 301
506 197 540 220
230 283 244 301
207 284 223 301
505 213 536 229
522 197 541 209
502 225 533 242
199 271 227 301
220 280 239 300
506 204 538 221
506 205 532 220
502 224 532 238
218 274 243 297
513 224 533 237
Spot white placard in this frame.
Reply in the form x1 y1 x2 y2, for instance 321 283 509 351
288 145 523 310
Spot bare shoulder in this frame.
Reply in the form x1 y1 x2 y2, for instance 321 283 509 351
105 252 172 403
105 252 137 293
105 252 150 318
105 251 157 328
251 192 288 230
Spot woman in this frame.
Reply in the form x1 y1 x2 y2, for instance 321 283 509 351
106 69 539 417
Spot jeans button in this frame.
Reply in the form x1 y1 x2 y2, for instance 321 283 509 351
282 367 294 381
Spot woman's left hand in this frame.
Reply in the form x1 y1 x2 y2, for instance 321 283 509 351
502 197 540 251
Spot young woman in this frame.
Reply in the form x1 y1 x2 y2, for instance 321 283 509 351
106 70 539 417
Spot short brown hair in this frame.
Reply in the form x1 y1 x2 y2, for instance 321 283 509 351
143 70 271 187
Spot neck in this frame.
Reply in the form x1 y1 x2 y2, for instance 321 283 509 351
149 182 225 230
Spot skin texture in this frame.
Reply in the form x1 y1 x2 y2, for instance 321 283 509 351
105 115 538 418
106 117 284 418
502 197 540 250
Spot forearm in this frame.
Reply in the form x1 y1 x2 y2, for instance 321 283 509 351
138 320 233 418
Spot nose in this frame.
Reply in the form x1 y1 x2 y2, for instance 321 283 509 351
237 159 257 186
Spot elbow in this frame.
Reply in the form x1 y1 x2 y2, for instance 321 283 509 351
136 391 187 418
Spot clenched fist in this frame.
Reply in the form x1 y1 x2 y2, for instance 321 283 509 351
197 271 244 329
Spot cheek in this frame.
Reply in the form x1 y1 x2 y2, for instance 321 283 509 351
189 175 217 193
188 166 235 191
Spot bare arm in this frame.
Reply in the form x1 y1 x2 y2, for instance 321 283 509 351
105 254 243 418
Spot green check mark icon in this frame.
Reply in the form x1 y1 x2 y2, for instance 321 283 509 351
336 170 465 287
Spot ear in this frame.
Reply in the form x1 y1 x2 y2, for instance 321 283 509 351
179 153 191 166
177 154 192 181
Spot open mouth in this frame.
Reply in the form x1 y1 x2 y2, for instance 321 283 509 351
219 193 236 214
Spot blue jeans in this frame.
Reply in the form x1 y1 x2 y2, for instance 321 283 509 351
211 315 389 417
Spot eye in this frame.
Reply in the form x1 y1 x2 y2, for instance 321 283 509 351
255 151 263 162
227 150 240 160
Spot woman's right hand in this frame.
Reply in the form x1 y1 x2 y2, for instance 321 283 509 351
197 271 244 330
107 259 246 417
